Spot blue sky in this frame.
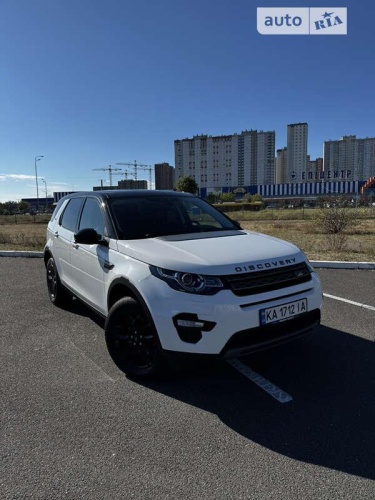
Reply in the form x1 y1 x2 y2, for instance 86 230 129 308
0 0 373 201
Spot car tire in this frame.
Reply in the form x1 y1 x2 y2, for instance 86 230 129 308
105 297 167 379
46 257 69 307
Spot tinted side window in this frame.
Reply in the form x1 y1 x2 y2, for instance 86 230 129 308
60 198 83 232
78 198 106 237
50 198 66 221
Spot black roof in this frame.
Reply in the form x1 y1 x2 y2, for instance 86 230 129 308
63 190 196 201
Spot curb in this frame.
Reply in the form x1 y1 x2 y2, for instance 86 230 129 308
0 251 374 270
310 261 375 270
0 251 44 258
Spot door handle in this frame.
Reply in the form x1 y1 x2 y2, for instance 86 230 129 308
72 243 79 249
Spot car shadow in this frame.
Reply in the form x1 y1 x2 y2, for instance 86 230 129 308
136 325 375 480
60 295 105 329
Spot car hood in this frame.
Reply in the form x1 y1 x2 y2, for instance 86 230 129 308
115 230 305 275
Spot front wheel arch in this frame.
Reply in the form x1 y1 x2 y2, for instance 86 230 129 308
107 277 153 319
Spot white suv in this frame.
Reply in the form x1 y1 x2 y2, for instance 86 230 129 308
44 190 322 378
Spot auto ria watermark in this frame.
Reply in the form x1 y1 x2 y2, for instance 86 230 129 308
257 7 347 35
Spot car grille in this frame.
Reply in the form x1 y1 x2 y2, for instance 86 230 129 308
223 262 312 297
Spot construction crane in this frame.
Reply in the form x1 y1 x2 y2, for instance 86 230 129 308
136 165 153 190
116 160 148 181
113 170 134 188
112 170 135 181
112 169 150 190
92 165 122 186
116 161 153 189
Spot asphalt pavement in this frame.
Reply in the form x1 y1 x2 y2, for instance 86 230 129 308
1 258 374 499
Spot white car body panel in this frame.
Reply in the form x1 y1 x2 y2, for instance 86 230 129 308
115 230 303 275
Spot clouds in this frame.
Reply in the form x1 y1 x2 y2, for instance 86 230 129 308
0 174 36 182
0 174 73 201
0 174 71 185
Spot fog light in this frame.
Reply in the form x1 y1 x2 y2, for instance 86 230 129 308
173 313 216 344
176 319 205 328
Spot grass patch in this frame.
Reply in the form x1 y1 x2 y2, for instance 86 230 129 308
239 218 375 262
0 224 47 250
0 210 374 262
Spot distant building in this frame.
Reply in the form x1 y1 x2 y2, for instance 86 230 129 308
171 125 373 200
92 186 118 191
276 148 287 184
256 180 364 199
118 179 147 190
174 130 275 193
286 123 308 183
92 180 147 191
155 162 175 190
305 157 323 182
21 197 54 212
53 192 76 202
324 135 375 181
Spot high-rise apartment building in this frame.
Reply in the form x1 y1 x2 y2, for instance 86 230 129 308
324 135 375 181
286 123 308 182
174 130 275 192
155 162 175 190
276 147 287 184
304 156 323 181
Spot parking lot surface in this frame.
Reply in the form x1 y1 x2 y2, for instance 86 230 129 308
1 259 374 499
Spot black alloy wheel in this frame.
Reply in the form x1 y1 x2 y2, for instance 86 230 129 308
46 257 68 307
105 297 166 378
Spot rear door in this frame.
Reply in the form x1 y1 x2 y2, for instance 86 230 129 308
54 197 84 288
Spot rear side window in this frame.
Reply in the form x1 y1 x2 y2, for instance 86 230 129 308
60 198 83 232
50 198 66 221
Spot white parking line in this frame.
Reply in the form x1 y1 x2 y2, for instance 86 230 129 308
227 359 293 403
323 293 375 312
68 339 116 382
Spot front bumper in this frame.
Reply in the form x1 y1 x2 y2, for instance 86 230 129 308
141 272 323 355
220 308 320 358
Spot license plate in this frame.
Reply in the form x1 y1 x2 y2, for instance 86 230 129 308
260 298 307 325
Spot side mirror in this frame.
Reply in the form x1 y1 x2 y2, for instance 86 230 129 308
74 228 101 245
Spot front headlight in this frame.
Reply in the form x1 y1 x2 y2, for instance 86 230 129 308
150 266 224 295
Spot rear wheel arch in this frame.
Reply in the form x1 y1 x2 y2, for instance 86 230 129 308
46 256 69 307
44 249 52 267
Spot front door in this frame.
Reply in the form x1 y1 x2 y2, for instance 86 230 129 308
70 197 108 314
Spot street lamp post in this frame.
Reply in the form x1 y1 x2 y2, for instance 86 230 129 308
34 155 44 213
41 178 47 195
42 178 47 212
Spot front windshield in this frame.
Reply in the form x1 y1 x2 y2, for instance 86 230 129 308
109 195 239 240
